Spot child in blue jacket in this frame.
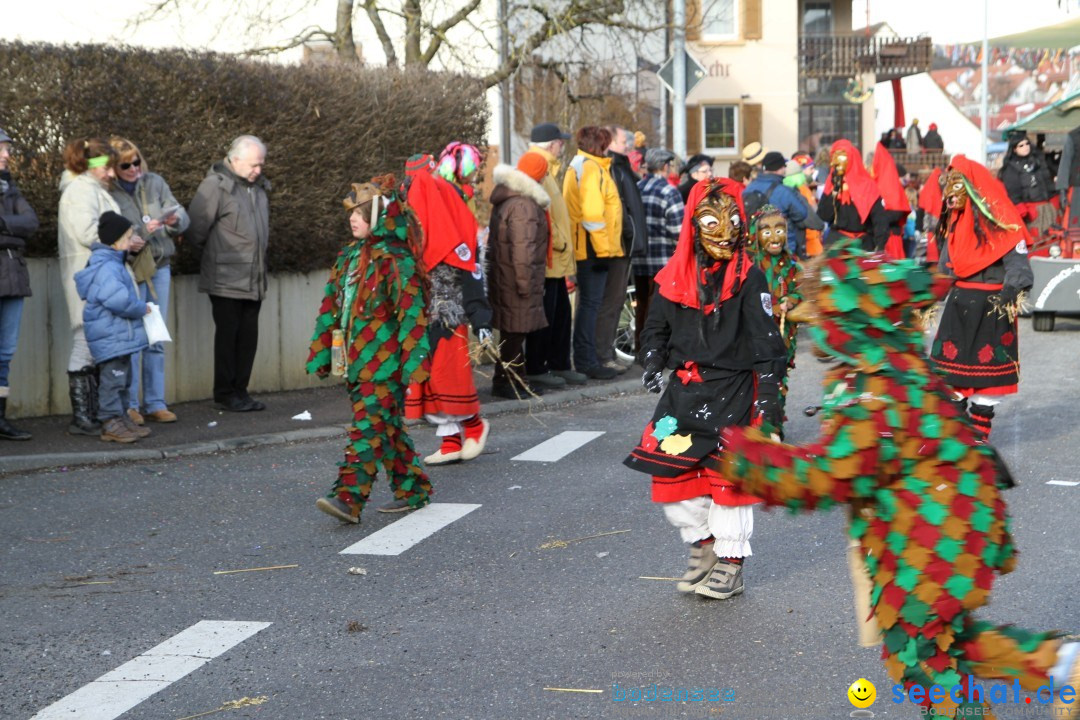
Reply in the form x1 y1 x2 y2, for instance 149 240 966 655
74 211 151 443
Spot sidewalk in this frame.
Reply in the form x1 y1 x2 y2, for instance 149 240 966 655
0 369 644 475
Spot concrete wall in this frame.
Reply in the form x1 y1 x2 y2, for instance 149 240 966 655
7 259 336 418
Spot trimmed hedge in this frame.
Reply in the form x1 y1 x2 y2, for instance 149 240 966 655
0 42 489 273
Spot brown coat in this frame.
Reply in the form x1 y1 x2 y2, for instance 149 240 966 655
487 164 551 334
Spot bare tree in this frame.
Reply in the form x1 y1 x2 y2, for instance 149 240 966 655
130 0 665 89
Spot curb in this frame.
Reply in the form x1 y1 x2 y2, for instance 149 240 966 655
0 377 644 476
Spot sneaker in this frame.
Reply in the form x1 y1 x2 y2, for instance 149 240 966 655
126 408 145 425
122 414 151 438
425 435 462 465
676 542 720 593
461 417 490 461
695 560 745 600
144 409 177 423
315 496 360 524
581 365 618 380
525 372 567 390
377 497 429 513
100 417 138 444
602 360 629 375
551 369 588 385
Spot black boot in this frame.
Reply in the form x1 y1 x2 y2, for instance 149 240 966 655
0 395 32 441
67 369 101 436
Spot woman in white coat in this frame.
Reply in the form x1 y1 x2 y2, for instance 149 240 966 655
57 137 144 435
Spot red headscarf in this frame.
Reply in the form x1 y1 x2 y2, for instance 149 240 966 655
822 139 881 223
918 167 943 215
871 142 910 213
405 169 478 271
653 178 752 310
944 155 1030 279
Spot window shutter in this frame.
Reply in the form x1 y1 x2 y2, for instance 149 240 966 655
687 106 703 154
686 0 702 42
743 0 763 40
742 103 762 147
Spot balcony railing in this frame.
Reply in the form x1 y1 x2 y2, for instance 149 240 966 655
800 35 933 81
885 149 951 174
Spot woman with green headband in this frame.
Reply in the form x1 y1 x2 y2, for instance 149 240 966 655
58 137 134 436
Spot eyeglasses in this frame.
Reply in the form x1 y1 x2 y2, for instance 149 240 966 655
119 158 142 171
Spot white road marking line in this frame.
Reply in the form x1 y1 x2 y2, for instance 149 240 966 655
1046 480 1080 487
339 503 481 556
30 620 271 720
511 430 606 462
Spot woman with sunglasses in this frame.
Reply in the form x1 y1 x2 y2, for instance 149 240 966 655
998 131 1056 249
108 137 189 424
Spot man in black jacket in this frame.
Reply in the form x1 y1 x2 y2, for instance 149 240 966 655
0 127 38 440
595 126 648 374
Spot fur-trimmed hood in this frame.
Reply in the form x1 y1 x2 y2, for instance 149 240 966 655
490 164 550 208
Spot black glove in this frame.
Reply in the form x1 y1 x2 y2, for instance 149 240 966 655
755 391 783 429
641 349 665 394
994 285 1020 307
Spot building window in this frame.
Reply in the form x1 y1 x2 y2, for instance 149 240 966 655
798 103 862 155
802 0 832 35
701 0 737 40
703 104 738 153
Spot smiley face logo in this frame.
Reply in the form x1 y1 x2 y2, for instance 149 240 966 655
847 678 876 709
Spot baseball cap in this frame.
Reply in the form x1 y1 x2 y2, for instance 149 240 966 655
0 128 13 144
530 122 571 143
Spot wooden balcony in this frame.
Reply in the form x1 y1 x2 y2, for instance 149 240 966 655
886 149 951 175
799 35 932 81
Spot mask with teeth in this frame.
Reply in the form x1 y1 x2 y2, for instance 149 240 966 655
943 169 967 211
753 212 788 257
830 149 849 178
693 191 742 261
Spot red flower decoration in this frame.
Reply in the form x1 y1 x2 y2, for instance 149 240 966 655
942 341 958 360
640 423 658 452
1000 331 1014 346
977 344 994 364
676 361 703 384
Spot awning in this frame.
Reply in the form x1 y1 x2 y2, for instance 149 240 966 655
1003 90 1080 137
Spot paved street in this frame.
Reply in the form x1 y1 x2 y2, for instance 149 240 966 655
2 317 1078 720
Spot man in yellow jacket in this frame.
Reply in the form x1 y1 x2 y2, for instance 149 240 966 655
523 123 588 388
563 126 623 379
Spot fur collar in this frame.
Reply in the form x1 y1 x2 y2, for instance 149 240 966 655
492 164 550 208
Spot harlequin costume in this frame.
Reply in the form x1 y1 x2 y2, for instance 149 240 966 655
308 178 431 523
403 145 494 465
817 139 889 253
717 240 1078 719
871 142 911 260
929 155 1033 442
623 178 788 600
749 204 802 431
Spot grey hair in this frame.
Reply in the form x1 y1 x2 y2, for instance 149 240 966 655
227 134 266 161
530 139 559 152
607 125 629 142
645 148 676 172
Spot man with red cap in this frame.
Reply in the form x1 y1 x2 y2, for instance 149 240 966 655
930 155 1033 442
623 177 787 600
817 139 889 252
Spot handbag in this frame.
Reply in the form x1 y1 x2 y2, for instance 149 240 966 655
143 302 172 345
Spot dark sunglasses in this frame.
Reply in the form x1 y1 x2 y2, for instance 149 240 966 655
119 158 142 171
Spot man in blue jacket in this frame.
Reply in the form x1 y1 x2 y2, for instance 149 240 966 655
74 212 152 444
742 151 822 257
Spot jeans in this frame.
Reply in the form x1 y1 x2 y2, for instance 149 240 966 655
97 355 132 421
0 296 24 387
129 265 171 411
209 295 262 401
572 258 609 371
595 255 630 364
525 278 572 375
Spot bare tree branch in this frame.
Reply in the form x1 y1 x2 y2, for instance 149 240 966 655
421 0 484 65
361 0 399 66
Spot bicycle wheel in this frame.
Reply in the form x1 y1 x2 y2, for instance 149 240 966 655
613 283 637 364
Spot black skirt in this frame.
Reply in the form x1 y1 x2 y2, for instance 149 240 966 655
929 284 1019 393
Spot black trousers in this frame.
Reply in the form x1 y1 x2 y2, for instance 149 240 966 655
493 331 526 386
525 278 573 375
209 295 262 401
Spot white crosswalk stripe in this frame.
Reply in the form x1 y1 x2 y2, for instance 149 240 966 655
511 430 606 462
1045 480 1080 487
29 620 272 720
339 503 482 555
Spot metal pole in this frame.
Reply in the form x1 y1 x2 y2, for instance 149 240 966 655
660 0 671 148
672 0 687 158
980 0 989 164
499 0 511 163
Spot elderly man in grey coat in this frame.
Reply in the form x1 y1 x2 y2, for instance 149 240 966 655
187 135 270 412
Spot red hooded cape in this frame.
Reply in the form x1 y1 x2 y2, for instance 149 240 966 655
918 167 943 215
944 155 1030 279
822 139 881 224
871 142 910 213
653 178 751 310
405 170 478 271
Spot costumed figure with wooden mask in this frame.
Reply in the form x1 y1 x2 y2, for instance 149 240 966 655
817 139 889 253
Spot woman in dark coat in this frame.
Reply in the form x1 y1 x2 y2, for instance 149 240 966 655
487 152 551 398
998 131 1056 246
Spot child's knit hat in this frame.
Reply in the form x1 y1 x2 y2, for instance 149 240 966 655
98 211 133 246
